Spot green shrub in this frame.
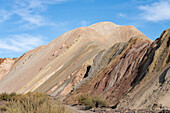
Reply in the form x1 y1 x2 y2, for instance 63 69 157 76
78 94 108 109
0 92 71 113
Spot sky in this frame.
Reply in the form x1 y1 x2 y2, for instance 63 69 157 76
0 0 170 58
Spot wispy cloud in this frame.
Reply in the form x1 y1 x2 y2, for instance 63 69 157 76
139 0 170 22
0 0 69 28
0 10 12 22
0 34 45 52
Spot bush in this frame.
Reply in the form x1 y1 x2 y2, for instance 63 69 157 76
78 94 108 109
92 95 108 108
78 94 95 109
0 92 71 113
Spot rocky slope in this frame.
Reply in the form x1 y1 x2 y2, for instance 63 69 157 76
0 22 169 111
118 29 170 110
65 29 170 111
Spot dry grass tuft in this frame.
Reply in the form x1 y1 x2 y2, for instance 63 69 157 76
0 92 71 113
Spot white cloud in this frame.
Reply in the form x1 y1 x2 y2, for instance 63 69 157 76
139 0 170 22
0 34 45 52
13 0 68 27
15 10 47 27
0 0 69 27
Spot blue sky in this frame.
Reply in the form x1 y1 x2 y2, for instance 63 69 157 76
0 0 170 58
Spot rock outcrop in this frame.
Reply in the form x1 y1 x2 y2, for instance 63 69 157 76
0 58 17 80
117 29 170 110
65 37 151 104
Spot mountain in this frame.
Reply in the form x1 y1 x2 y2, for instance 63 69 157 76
0 22 169 111
0 22 150 93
